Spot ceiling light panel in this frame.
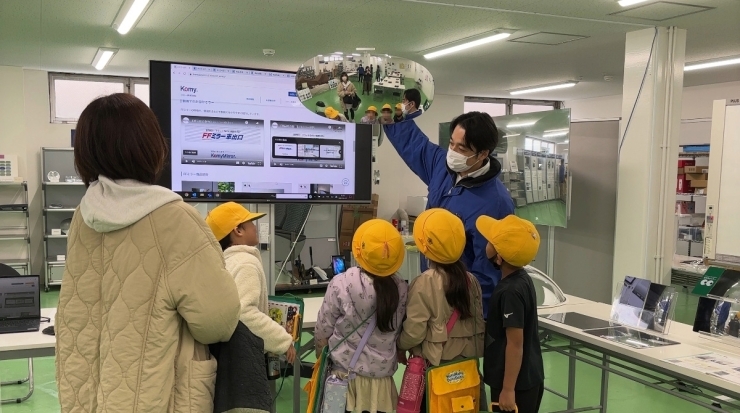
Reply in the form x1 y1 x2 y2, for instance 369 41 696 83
423 31 511 59
91 48 118 70
610 2 713 21
510 81 578 96
685 57 740 72
112 0 152 34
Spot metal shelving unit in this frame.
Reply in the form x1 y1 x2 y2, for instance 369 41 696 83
41 148 85 291
0 181 31 275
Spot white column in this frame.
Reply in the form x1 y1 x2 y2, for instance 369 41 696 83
612 27 686 289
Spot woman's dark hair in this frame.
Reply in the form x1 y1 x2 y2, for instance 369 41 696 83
367 272 400 333
449 111 499 156
433 260 473 320
340 72 348 80
74 93 167 187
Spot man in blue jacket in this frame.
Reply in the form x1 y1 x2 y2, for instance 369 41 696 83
384 111 514 317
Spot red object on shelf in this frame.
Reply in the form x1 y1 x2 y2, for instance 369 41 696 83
677 174 694 193
677 159 695 168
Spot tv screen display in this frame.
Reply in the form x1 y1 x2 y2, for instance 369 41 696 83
149 61 373 203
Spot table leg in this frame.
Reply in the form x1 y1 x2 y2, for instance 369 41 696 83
293 351 301 413
1 358 34 404
599 355 609 413
567 341 577 410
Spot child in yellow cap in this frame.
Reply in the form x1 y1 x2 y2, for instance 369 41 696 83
314 219 408 413
475 215 543 413
205 202 296 364
397 208 486 413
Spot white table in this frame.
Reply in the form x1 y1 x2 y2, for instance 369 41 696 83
0 308 55 404
373 77 405 93
538 300 740 412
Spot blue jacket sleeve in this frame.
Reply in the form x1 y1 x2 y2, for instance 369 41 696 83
383 121 446 186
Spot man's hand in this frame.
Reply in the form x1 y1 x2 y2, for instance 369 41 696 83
498 388 517 412
285 344 297 365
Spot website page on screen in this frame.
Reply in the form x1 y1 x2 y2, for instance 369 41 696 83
170 63 357 201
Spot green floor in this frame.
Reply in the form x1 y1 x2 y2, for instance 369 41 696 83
515 199 567 228
1 288 730 413
301 77 429 121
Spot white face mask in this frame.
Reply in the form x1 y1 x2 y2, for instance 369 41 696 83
401 103 408 115
446 150 478 173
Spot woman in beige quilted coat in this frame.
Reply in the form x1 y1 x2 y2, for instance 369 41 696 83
55 93 241 413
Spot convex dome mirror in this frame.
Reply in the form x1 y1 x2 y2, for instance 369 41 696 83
295 52 434 125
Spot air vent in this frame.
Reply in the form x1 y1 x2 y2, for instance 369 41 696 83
611 1 713 21
509 32 588 46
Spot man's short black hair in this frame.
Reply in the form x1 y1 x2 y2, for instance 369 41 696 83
403 89 422 110
449 111 499 154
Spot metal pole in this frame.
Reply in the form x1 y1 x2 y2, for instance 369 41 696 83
599 354 609 413
568 341 577 410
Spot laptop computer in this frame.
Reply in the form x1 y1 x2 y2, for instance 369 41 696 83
0 275 41 334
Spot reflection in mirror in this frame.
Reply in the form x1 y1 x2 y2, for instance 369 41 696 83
491 109 571 228
295 53 434 125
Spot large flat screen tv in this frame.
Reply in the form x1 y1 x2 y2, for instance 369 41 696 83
150 61 373 203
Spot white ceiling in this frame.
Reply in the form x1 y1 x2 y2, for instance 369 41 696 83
0 0 739 101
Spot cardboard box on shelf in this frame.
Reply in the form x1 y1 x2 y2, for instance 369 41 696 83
684 166 703 173
338 195 380 252
691 180 708 188
686 173 708 181
677 175 693 193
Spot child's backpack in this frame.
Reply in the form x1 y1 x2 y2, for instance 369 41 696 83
426 358 481 413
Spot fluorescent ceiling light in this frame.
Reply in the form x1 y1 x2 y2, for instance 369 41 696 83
618 0 650 6
507 121 536 128
352 53 361 57
424 32 511 59
334 51 343 55
556 140 571 144
504 133 521 138
112 0 152 35
510 81 578 96
356 47 375 51
92 48 118 70
544 132 569 138
685 57 740 72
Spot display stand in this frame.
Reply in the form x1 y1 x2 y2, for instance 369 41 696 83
0 181 31 275
611 276 678 335
40 148 85 291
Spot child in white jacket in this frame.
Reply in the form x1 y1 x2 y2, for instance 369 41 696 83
206 202 296 363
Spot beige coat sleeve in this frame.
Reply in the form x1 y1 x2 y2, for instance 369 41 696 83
398 276 432 351
166 241 241 344
233 262 293 354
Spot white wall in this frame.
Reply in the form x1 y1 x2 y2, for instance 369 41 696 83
565 80 740 121
0 67 75 274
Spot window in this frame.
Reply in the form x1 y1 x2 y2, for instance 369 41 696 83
463 101 507 117
133 82 150 106
464 97 560 117
525 138 533 150
49 73 149 123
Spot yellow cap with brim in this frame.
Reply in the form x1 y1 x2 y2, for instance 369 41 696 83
206 202 266 241
352 219 404 277
413 208 465 264
475 215 540 267
325 106 339 119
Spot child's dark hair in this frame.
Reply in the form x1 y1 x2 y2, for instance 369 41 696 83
366 272 400 333
433 260 473 320
217 222 244 251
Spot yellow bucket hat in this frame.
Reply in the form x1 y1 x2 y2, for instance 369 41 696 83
366 105 378 115
413 208 465 265
381 104 392 112
325 106 339 119
475 215 540 267
352 219 404 277
206 202 265 241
